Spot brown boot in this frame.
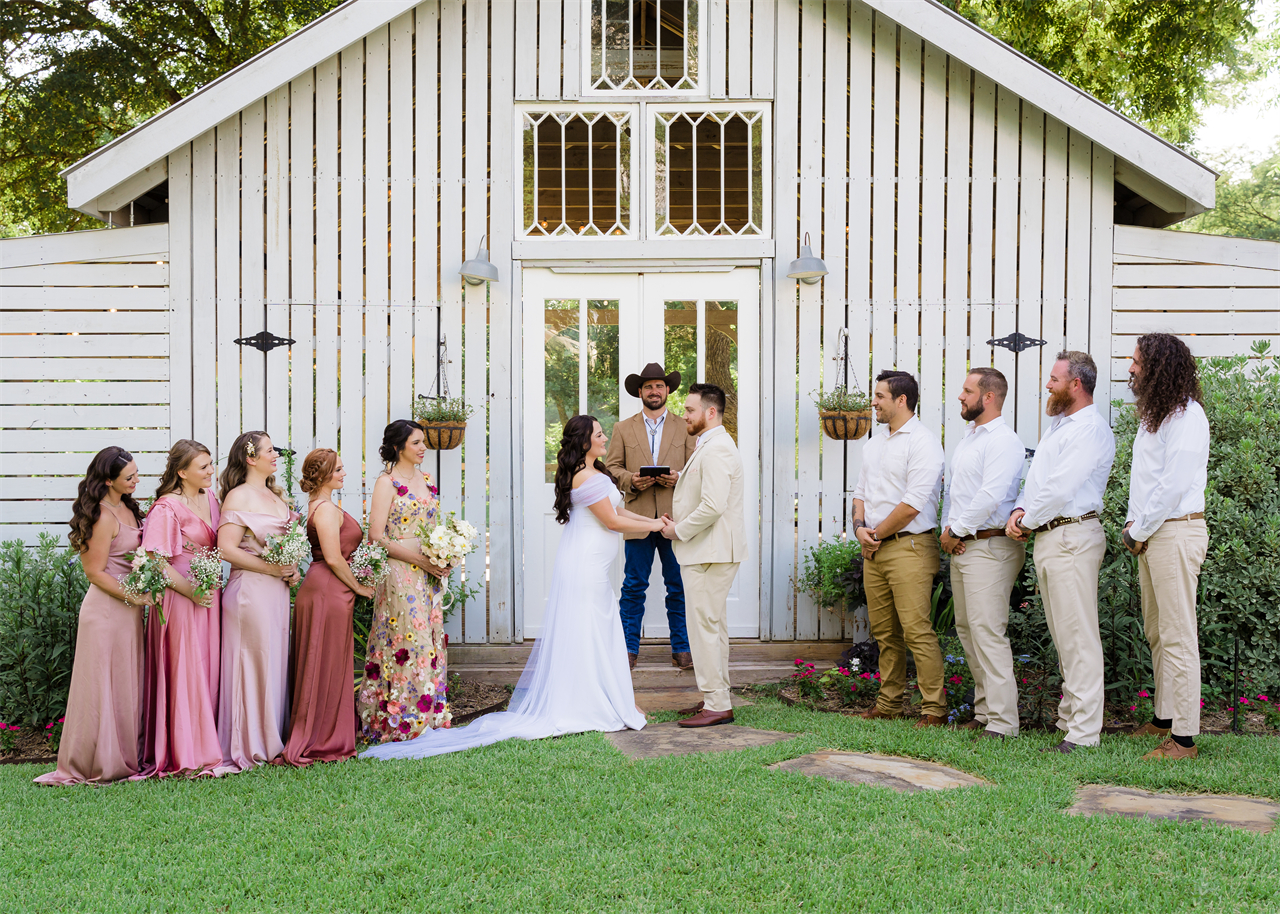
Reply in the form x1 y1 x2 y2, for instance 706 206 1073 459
1131 722 1171 738
671 651 694 670
1142 738 1198 760
860 705 901 721
915 714 947 729
628 652 638 670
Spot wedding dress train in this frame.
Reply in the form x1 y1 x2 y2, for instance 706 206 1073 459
361 474 645 761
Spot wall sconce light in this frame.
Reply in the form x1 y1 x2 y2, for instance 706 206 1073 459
459 237 499 285
787 232 827 285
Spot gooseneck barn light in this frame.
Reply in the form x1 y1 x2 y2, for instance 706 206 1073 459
459 236 499 285
787 232 828 285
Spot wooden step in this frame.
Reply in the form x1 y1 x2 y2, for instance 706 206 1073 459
450 640 849 668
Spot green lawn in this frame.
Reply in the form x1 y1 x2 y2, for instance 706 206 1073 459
4 699 1278 913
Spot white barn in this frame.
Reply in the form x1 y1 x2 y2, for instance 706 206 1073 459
3 0 1278 651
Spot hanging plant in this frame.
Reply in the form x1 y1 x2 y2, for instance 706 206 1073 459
413 396 475 450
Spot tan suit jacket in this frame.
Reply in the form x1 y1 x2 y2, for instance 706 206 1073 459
604 410 696 539
671 426 747 565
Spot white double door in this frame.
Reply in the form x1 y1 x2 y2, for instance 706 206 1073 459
521 267 760 640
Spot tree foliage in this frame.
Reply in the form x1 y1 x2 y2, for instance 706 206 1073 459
0 0 343 236
1178 147 1280 241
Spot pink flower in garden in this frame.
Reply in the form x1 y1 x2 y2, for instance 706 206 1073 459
949 676 963 685
1258 695 1270 702
1240 697 1250 705
1138 690 1150 698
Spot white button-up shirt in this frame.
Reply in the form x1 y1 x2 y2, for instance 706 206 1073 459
643 411 667 463
852 414 945 532
1019 404 1116 529
943 416 1027 538
1126 400 1210 542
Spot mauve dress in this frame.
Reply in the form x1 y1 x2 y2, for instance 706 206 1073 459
215 509 295 773
137 492 222 777
34 517 145 786
278 509 361 766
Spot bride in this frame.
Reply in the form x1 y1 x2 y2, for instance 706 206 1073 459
361 415 662 760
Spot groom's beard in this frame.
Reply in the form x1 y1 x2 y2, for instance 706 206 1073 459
685 415 706 436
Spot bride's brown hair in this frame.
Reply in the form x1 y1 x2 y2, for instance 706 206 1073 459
552 415 616 525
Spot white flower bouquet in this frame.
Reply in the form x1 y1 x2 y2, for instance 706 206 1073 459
350 541 390 585
414 511 479 573
119 548 169 623
261 518 308 567
187 546 224 602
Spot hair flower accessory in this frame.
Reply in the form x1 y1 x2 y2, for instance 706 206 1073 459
245 438 257 459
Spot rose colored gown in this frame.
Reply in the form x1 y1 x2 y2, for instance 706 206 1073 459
137 492 222 777
278 509 361 766
34 517 145 786
215 509 296 774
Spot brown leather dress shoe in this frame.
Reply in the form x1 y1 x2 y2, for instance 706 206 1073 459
671 651 694 670
915 714 947 729
957 718 985 731
677 708 734 728
979 729 1005 741
677 701 705 716
860 705 901 721
1142 738 1198 760
1131 722 1171 738
628 652 638 670
1040 739 1079 754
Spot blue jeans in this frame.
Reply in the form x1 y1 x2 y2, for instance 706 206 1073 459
620 532 689 655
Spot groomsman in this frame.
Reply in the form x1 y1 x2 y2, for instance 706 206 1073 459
1007 351 1115 754
940 368 1027 740
853 371 947 727
1123 333 1210 761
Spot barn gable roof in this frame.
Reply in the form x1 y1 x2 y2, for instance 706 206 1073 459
63 0 1216 220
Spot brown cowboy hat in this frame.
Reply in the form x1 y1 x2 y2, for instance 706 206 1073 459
624 362 682 399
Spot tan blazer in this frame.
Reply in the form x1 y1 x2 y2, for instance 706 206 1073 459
604 410 696 538
671 426 747 566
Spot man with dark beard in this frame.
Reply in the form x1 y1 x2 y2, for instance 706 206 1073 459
1123 333 1210 761
1006 351 1115 754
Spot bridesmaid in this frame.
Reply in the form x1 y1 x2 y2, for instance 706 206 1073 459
356 420 454 743
279 449 373 766
215 431 299 773
138 440 222 777
35 447 147 786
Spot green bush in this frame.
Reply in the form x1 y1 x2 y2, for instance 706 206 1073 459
0 535 88 726
796 537 864 610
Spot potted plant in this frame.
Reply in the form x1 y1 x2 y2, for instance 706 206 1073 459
413 395 476 450
812 386 873 441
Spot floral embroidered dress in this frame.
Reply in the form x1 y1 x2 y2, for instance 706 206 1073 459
357 472 451 742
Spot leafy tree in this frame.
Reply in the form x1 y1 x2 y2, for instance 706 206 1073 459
1178 147 1280 241
0 0 343 236
942 0 1259 146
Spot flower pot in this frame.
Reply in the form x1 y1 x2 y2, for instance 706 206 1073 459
422 420 466 450
820 409 872 441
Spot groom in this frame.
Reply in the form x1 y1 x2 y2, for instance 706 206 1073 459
661 383 747 728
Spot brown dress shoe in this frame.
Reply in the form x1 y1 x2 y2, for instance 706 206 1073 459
677 708 734 728
1131 722 1171 738
957 718 985 731
1143 738 1198 760
677 701 705 716
628 652 638 670
1040 739 1079 754
915 714 947 729
671 651 694 670
860 705 901 721
979 729 1005 741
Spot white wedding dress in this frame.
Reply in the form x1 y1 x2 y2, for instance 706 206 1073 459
361 473 645 760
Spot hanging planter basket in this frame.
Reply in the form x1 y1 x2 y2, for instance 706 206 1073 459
820 409 873 441
413 336 475 451
421 420 467 451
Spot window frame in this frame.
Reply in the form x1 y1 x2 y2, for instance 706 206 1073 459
580 0 707 98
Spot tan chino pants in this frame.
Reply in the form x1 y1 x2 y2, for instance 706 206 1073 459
863 534 945 718
951 536 1026 736
1138 518 1208 737
682 562 740 713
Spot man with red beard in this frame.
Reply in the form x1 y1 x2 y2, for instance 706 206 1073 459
1123 333 1210 761
1006 351 1115 754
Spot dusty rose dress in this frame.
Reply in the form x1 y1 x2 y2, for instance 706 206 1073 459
34 517 145 786
137 492 222 777
215 509 295 773
278 508 361 766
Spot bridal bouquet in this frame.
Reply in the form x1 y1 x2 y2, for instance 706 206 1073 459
119 548 169 623
350 541 390 585
414 511 479 572
187 546 224 602
261 518 308 566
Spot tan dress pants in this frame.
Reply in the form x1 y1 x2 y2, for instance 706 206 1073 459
951 536 1026 736
1033 518 1106 746
682 562 740 713
1138 518 1208 737
863 534 945 718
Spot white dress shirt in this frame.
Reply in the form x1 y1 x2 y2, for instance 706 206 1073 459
1018 404 1116 530
1126 400 1210 542
852 414 945 532
943 415 1027 537
643 411 667 463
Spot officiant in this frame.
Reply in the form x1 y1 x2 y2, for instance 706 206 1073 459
605 362 697 672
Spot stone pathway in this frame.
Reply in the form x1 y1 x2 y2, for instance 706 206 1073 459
1068 785 1280 834
770 750 988 793
606 721 798 759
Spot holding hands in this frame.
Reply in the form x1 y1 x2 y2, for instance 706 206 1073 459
939 526 965 556
1005 509 1031 542
659 514 679 541
1122 522 1148 556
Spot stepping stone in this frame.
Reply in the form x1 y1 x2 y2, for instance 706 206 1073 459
1068 785 1280 834
633 688 752 714
606 721 797 759
770 750 988 793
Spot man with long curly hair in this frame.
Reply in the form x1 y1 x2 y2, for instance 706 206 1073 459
1124 333 1210 761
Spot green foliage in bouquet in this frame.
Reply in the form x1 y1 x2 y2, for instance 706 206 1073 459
413 396 476 424
810 386 871 412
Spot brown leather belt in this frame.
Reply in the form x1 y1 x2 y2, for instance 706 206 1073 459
1166 512 1205 522
877 529 936 544
1032 511 1099 534
957 529 1007 543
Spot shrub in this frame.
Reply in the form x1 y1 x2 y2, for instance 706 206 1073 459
939 635 975 719
0 535 88 726
796 537 864 611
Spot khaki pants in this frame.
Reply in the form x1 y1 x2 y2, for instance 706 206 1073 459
682 562 740 713
863 534 945 718
951 536 1026 736
1033 518 1106 746
1139 519 1208 737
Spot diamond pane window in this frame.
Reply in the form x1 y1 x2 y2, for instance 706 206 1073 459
651 108 769 237
523 110 633 237
589 0 700 92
